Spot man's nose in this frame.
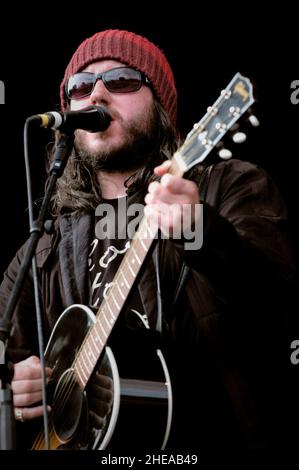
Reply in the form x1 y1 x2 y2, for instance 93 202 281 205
90 79 111 105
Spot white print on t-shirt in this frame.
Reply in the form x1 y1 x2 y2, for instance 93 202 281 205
99 242 130 268
88 239 98 272
89 239 131 307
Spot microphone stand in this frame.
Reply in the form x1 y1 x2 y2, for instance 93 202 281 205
0 131 74 449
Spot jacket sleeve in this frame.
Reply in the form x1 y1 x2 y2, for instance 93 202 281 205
0 242 39 362
163 159 298 450
183 159 297 302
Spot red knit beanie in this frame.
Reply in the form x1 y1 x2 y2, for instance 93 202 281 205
60 29 177 125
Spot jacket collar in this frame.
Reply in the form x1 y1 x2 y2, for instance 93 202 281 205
58 212 92 305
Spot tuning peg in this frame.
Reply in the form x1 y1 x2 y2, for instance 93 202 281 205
230 123 240 132
248 114 260 127
218 148 232 160
232 132 247 144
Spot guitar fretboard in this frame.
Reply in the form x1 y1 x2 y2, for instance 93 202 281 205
71 72 254 389
74 217 158 388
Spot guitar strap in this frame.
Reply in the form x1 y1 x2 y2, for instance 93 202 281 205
154 245 163 334
168 164 215 320
156 163 215 332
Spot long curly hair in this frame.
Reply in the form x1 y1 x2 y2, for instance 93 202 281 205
48 100 181 216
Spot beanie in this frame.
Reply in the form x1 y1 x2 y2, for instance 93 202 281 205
60 29 177 125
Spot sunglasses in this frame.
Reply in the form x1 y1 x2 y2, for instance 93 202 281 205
65 66 150 101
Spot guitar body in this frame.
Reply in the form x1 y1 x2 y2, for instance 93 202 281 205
32 304 172 450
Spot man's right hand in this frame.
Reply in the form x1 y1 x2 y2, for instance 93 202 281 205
12 355 52 421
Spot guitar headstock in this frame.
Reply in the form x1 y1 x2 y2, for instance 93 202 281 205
173 73 255 173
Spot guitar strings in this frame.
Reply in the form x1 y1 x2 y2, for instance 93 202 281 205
33 217 156 449
32 369 77 449
34 75 253 448
33 97 218 447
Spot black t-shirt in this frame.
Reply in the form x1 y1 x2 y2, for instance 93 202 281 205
88 192 145 316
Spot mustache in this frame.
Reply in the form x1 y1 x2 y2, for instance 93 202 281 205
100 107 123 125
107 107 121 121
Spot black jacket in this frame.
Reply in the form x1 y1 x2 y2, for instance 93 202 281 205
0 159 297 453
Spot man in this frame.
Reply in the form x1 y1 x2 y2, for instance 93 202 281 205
0 29 297 454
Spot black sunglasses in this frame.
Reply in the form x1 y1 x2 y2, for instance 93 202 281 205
65 66 150 101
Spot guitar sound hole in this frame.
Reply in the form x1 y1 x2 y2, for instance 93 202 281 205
53 368 84 443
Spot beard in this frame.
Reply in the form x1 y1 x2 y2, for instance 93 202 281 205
73 103 160 173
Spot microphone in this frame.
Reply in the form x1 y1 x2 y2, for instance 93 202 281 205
28 105 111 133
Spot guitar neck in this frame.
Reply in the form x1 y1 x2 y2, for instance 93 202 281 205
72 72 254 389
73 157 186 388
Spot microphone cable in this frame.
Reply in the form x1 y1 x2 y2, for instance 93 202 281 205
23 119 50 450
21 105 111 449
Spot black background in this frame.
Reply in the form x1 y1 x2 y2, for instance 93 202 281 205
0 7 298 273
0 4 298 465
